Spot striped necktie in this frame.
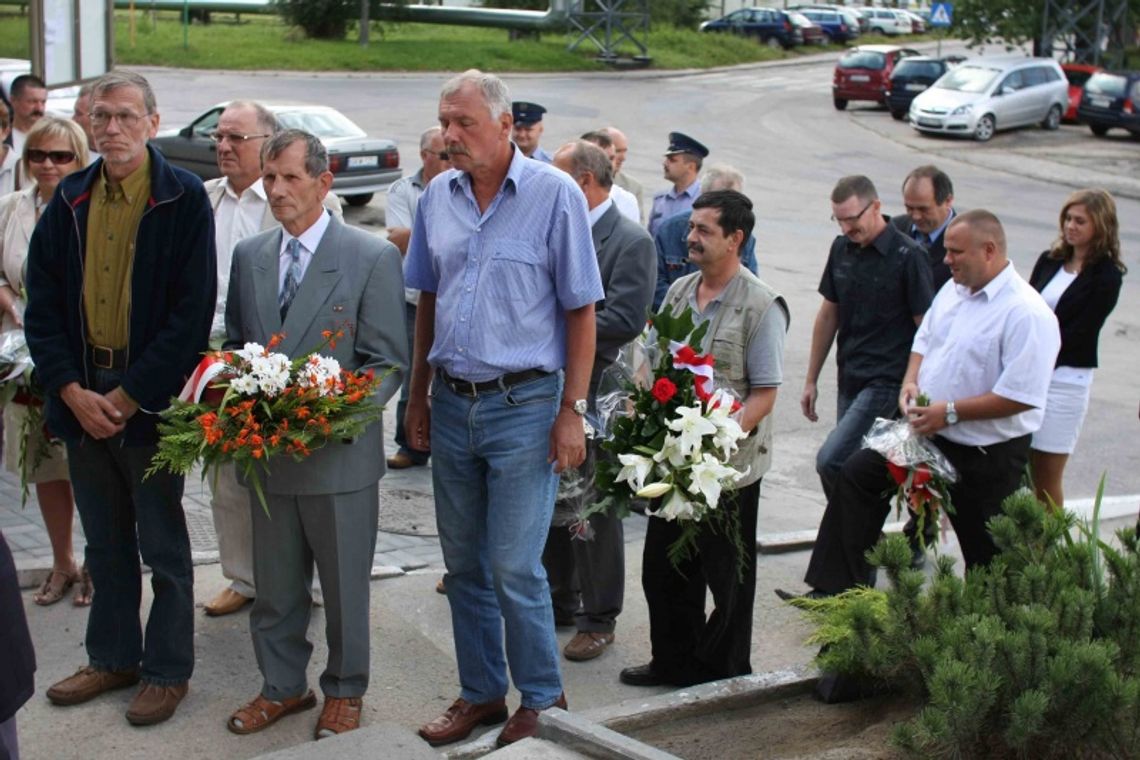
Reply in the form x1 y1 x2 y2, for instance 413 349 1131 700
279 237 302 320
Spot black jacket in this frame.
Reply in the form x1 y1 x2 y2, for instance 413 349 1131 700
1029 251 1123 369
0 532 35 723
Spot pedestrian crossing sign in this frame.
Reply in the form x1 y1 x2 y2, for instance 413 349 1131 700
930 2 953 27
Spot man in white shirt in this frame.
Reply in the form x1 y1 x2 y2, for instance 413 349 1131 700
6 75 47 155
385 126 449 470
202 101 342 617
603 126 645 224
579 130 640 223
795 209 1060 597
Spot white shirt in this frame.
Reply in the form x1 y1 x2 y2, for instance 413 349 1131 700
0 148 17 197
9 128 26 157
588 196 613 228
211 178 269 341
1038 266 1093 387
912 263 1060 446
278 209 331 297
609 183 640 223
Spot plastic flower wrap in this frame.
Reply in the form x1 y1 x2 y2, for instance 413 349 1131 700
862 406 958 547
588 304 751 570
0 329 58 505
147 328 388 513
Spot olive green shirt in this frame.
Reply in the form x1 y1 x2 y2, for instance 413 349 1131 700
84 155 151 350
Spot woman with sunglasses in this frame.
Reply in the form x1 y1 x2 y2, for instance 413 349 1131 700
1029 188 1126 510
0 116 90 606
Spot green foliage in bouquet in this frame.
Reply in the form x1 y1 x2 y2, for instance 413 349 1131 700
789 478 1140 759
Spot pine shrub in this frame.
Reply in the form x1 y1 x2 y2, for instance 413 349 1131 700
793 486 1140 759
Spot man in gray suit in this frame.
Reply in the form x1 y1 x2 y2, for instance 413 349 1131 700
202 100 342 618
223 129 407 740
544 140 656 662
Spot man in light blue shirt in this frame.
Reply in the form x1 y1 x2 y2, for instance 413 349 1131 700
406 70 604 749
647 131 707 236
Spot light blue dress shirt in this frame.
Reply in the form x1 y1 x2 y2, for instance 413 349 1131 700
647 179 701 237
405 146 604 382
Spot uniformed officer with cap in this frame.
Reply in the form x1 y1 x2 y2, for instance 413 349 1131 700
512 101 552 163
648 131 708 236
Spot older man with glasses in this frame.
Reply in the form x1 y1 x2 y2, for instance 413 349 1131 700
780 175 934 601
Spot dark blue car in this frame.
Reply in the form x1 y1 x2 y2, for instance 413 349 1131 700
798 9 859 44
699 8 803 49
886 56 959 120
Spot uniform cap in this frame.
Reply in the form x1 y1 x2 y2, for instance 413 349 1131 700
664 131 709 158
512 101 547 125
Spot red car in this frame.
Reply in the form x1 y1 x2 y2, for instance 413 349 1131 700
833 44 920 110
1062 62 1102 122
789 12 825 46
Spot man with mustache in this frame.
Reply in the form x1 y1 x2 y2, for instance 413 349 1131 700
6 74 47 155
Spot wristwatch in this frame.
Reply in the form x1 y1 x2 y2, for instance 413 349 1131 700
564 399 588 416
945 401 959 425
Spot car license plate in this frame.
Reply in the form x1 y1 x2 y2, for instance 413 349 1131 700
850 75 870 82
1090 96 1111 108
905 83 927 92
917 117 941 128
347 155 379 169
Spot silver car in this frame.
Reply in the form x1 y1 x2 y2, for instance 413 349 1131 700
908 57 1069 142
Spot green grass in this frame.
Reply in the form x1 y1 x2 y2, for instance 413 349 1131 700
0 8 914 73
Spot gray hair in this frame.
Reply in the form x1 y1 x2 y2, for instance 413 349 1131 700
262 129 328 176
91 70 157 115
560 140 613 190
225 100 278 135
440 69 511 120
702 164 745 193
831 174 878 205
419 125 442 151
77 81 95 99
580 130 613 150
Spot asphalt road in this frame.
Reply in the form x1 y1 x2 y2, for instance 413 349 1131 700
141 47 1140 508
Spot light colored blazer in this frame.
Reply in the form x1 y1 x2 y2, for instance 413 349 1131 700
0 186 37 333
224 216 408 495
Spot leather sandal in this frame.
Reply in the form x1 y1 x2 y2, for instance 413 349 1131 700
315 696 362 739
34 569 76 606
227 690 317 735
73 565 93 607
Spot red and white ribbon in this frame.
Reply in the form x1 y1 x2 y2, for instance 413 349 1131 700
178 355 229 403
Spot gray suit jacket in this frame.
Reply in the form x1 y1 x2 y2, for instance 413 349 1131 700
224 216 408 495
592 202 656 391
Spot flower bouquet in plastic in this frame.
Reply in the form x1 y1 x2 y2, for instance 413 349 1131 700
0 330 58 504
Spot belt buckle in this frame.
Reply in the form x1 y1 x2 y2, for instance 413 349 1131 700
91 345 114 369
466 379 479 397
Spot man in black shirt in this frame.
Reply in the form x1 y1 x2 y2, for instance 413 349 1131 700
799 175 935 506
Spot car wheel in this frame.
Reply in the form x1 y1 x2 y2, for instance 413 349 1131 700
973 114 995 142
822 31 833 44
766 35 782 49
890 109 904 121
345 193 373 207
833 98 848 110
872 26 885 34
1042 104 1062 130
1090 124 1108 137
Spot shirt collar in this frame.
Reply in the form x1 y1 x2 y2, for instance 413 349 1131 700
410 167 425 189
848 219 895 256
956 260 1014 300
913 207 955 244
589 196 613 227
101 152 151 204
280 207 332 256
669 179 700 200
450 144 528 199
222 176 268 202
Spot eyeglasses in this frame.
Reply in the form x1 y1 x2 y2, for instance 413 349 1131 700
209 131 271 144
423 149 450 161
90 110 147 129
26 149 78 165
831 201 874 225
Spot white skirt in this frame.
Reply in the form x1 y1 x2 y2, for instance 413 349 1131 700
1031 373 1092 455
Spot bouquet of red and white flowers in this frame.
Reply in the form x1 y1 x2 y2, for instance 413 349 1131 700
862 399 957 548
590 304 750 569
147 329 385 511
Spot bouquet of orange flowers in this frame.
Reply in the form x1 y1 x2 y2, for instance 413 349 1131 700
146 330 385 511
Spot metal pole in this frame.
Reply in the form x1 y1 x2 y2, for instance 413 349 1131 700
182 0 188 49
360 0 369 46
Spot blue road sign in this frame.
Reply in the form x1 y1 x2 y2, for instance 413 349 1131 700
930 2 953 28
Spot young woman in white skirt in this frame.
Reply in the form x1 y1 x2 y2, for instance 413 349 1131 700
1028 189 1126 508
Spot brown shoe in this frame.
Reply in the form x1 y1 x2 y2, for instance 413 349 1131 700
418 697 508 746
563 631 615 662
387 451 426 469
203 587 252 617
496 693 567 746
227 690 317 735
46 666 140 706
125 682 189 726
315 696 362 740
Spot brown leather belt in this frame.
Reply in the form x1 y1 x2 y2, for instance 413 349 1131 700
88 344 127 370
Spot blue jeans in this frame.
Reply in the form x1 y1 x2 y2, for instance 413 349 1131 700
430 371 564 709
66 369 194 685
394 302 429 463
815 383 900 501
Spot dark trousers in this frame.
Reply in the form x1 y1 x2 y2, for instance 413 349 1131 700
67 371 194 685
642 479 761 683
805 434 1031 594
394 302 429 463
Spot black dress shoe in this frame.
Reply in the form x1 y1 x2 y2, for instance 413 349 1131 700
774 588 832 602
619 663 664 687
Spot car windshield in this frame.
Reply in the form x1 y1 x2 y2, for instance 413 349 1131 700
839 51 886 70
275 109 366 139
1084 72 1128 97
936 66 1000 93
894 61 943 78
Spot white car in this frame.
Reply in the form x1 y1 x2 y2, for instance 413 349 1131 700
859 8 912 35
0 58 79 119
909 57 1069 141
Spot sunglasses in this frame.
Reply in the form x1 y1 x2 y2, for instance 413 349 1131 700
26 149 78 165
